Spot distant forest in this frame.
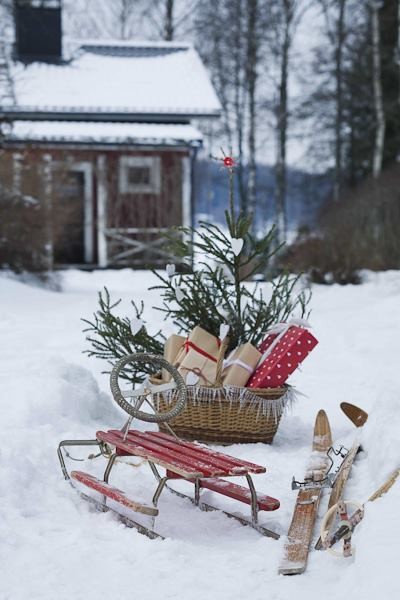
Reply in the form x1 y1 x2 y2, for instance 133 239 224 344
194 159 331 236
1 0 400 280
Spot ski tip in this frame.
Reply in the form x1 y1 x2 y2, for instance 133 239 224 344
313 409 332 451
368 468 400 502
316 409 327 420
340 402 368 428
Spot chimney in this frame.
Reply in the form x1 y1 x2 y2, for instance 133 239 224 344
14 0 62 63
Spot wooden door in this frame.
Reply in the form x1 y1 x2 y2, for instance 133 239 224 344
53 170 85 264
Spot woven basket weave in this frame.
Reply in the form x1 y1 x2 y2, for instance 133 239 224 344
152 336 292 444
153 384 290 444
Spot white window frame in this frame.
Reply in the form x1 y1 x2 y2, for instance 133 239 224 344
119 156 161 195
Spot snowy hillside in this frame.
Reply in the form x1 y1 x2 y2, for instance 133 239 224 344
0 269 399 599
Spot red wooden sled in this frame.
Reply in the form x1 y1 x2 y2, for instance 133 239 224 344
58 353 280 540
58 429 280 539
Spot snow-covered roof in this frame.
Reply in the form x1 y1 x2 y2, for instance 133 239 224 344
5 41 221 120
6 120 203 146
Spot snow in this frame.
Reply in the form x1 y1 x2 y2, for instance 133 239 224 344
7 42 221 116
8 121 203 146
1 268 400 599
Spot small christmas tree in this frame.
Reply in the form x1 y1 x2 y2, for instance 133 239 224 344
83 154 310 384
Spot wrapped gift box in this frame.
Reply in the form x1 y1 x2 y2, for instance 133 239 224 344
162 334 186 382
222 342 261 387
258 332 279 354
257 319 311 356
247 325 318 388
177 326 220 386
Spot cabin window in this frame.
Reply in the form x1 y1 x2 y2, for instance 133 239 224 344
119 156 161 194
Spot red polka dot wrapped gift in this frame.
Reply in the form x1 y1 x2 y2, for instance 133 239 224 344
246 319 318 389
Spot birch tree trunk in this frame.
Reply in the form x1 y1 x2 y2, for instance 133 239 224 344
333 0 347 200
231 0 247 214
398 0 400 105
275 0 293 245
164 0 174 40
0 4 14 125
117 0 136 39
212 13 234 149
246 0 259 220
371 0 385 178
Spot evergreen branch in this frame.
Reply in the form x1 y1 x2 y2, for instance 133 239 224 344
82 288 164 383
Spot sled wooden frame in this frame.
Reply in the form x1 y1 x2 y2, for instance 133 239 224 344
58 428 280 540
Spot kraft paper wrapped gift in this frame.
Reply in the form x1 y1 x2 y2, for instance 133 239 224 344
221 342 261 387
177 326 221 386
174 326 220 365
162 334 186 382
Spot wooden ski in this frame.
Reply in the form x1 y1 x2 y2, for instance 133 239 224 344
321 467 400 553
278 409 332 575
340 402 368 428
315 402 369 549
314 440 360 549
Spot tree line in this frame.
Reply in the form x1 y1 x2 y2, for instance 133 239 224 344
1 0 400 280
67 1 400 245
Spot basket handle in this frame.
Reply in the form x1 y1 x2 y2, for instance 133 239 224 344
214 337 229 387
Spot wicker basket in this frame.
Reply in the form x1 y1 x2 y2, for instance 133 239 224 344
152 336 293 444
153 384 291 444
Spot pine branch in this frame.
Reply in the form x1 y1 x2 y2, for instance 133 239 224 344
82 288 164 383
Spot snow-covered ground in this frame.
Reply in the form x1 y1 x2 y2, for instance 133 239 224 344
0 269 399 600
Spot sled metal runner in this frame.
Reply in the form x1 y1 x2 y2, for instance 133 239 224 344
76 487 165 540
58 429 280 540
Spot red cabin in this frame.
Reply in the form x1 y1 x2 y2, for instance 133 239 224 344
0 2 220 268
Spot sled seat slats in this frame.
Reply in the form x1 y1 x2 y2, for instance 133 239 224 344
96 430 267 479
70 470 158 516
97 430 204 478
165 471 280 511
124 430 241 478
96 431 209 479
126 430 265 475
151 432 266 474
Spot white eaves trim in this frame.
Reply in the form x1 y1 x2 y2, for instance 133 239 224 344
8 121 204 145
